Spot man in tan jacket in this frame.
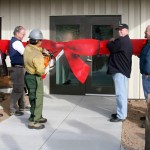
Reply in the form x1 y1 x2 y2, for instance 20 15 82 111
24 29 47 129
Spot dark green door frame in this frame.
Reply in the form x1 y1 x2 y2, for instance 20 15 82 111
50 15 121 95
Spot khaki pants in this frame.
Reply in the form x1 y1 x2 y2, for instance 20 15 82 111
25 73 43 122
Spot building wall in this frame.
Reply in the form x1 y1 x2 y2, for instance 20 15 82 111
0 0 149 99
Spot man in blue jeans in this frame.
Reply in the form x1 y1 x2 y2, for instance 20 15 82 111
139 25 150 127
106 23 132 122
140 25 150 100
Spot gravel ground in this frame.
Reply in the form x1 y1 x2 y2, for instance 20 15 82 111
122 100 146 150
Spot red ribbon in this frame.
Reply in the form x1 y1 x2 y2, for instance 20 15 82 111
0 40 27 53
64 39 100 83
41 39 147 83
0 40 10 53
131 39 146 56
0 39 147 83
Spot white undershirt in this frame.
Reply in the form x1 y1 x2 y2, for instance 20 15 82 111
12 41 25 55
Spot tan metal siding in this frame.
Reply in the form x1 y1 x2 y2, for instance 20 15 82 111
0 0 149 98
128 0 142 99
95 0 106 14
0 0 11 39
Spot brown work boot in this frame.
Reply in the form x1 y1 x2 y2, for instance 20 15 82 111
38 117 47 123
28 122 45 129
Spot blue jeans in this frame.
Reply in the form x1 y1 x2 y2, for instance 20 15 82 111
112 73 128 119
142 74 150 100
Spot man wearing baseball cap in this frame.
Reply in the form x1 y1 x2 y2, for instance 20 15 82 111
106 23 132 122
115 23 129 30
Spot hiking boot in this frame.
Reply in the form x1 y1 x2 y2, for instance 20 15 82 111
38 117 47 123
10 111 24 116
19 106 30 111
28 122 45 129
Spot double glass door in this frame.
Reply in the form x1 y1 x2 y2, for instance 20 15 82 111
50 15 121 95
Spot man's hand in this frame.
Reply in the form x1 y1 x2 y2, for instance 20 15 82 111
109 38 115 41
42 48 50 56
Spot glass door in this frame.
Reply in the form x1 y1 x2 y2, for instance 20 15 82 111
50 16 85 94
85 25 115 94
50 15 121 95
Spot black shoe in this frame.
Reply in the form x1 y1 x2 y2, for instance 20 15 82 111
19 106 30 111
63 80 71 85
110 117 125 122
10 111 24 116
140 116 146 121
111 113 117 118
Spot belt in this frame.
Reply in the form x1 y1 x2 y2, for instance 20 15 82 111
143 74 150 77
25 72 40 77
12 65 23 68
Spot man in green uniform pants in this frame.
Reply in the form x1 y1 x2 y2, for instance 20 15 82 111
24 29 47 129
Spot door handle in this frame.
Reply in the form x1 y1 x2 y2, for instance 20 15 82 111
86 56 92 62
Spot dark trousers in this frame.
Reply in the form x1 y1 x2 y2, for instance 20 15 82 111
10 67 25 112
25 73 43 122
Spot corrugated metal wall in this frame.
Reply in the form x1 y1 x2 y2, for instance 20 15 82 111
0 0 150 99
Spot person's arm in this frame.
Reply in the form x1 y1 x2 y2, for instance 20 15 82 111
12 41 25 55
144 46 150 74
106 38 121 53
33 55 45 76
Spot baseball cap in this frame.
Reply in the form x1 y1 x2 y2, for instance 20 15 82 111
115 23 129 30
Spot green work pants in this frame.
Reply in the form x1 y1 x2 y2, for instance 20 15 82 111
25 73 43 122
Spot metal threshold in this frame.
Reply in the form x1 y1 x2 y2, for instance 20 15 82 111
85 93 115 97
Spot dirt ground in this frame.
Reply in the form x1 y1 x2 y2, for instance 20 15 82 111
0 92 146 150
122 100 146 150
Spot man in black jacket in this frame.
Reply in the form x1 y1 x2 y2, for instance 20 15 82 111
106 23 132 122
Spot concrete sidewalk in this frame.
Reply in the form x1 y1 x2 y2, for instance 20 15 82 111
0 95 124 150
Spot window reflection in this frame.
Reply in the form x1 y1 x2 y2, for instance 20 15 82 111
55 25 80 85
92 25 114 86
92 25 113 40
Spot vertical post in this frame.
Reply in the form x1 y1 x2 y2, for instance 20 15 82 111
145 94 150 150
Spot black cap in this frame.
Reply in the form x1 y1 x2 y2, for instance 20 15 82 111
115 23 129 30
